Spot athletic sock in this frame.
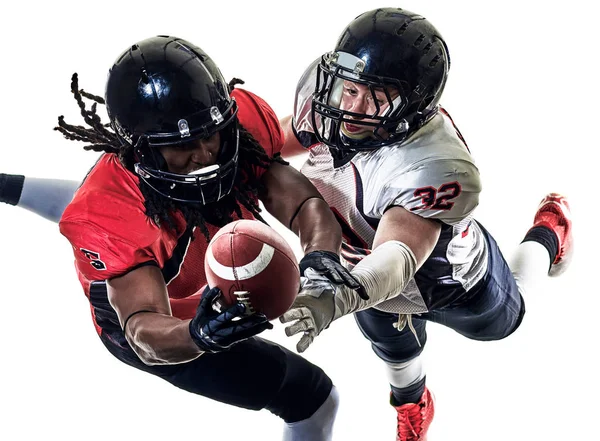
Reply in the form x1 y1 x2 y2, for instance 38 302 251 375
391 376 426 406
522 226 559 269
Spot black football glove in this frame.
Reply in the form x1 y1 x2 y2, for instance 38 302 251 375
299 250 368 300
189 286 273 353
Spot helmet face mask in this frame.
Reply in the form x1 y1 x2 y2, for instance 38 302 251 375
311 8 450 153
312 51 410 150
133 113 240 205
105 35 240 205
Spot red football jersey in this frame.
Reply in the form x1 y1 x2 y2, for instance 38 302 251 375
59 89 284 333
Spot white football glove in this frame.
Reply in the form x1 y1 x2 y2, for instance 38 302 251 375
282 240 422 353
279 274 337 353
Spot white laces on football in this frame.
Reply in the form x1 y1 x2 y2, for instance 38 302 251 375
392 314 421 347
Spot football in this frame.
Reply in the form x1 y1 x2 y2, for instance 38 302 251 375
205 219 300 320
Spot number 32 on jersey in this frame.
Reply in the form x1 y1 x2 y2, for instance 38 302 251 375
411 181 462 212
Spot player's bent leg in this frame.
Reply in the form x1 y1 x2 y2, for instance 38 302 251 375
354 309 427 397
386 358 434 440
168 338 333 421
355 307 427 364
425 222 525 341
355 308 433 440
0 173 80 223
100 328 335 438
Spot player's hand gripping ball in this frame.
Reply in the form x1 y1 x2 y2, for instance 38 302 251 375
205 220 300 320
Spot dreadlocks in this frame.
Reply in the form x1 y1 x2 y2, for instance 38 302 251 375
55 73 286 240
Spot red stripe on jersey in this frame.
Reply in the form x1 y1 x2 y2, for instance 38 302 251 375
439 107 470 152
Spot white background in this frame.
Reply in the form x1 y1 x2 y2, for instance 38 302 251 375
0 1 597 440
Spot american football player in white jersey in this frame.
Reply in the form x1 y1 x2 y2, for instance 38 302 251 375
0 9 574 441
278 7 574 440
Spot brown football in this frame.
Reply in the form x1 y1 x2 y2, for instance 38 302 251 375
205 220 300 320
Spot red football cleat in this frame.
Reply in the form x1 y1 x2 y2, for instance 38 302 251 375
393 387 435 441
530 193 573 277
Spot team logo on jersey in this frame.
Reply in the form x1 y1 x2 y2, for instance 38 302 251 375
80 248 107 271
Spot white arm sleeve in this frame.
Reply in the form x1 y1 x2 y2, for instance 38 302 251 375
333 240 418 319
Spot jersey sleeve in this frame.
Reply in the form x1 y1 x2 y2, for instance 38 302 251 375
233 87 284 158
376 159 482 225
60 218 158 281
58 161 163 282
291 57 321 148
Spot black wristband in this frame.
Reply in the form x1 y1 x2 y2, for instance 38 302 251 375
0 174 25 206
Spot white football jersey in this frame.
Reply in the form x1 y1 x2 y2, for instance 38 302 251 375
293 62 488 312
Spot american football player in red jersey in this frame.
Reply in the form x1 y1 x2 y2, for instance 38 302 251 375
0 15 575 441
1 35 363 441
278 8 573 441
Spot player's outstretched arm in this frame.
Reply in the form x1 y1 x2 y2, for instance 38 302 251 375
281 206 440 353
259 161 362 292
0 174 80 223
107 265 271 365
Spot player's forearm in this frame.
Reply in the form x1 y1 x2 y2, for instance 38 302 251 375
125 313 203 365
292 198 342 254
333 240 418 318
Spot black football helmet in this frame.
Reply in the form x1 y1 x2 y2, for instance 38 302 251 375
312 8 450 152
105 35 239 204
